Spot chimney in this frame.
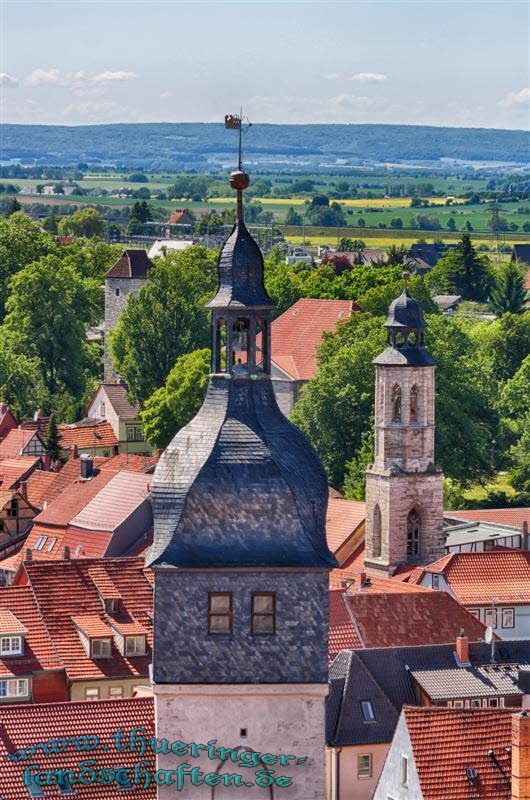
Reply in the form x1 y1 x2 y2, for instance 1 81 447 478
41 453 51 470
63 546 71 560
80 453 94 479
25 548 32 562
71 443 79 460
512 711 530 800
19 481 27 500
455 629 470 666
522 521 529 551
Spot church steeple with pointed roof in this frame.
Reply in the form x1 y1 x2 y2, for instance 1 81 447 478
148 132 334 800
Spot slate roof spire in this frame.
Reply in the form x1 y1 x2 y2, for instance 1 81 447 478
374 271 435 367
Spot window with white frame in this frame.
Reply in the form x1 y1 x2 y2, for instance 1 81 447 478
85 687 100 701
125 636 146 656
502 608 515 628
361 700 375 721
109 686 124 699
485 609 497 628
468 608 480 619
47 537 58 553
358 754 372 779
126 425 143 442
34 535 47 551
401 755 409 786
0 678 29 697
91 638 111 658
0 636 23 655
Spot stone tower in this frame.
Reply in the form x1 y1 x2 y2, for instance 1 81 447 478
103 249 153 381
364 278 445 577
146 167 337 799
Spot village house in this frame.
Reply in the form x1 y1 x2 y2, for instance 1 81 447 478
86 381 151 455
0 427 47 459
0 403 18 441
58 418 119 458
373 706 529 800
21 556 153 702
147 238 194 259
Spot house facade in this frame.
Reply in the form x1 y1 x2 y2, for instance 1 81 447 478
87 382 150 455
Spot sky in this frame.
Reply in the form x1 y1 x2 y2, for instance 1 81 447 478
1 0 529 130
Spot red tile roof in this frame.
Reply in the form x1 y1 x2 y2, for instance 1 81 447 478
326 496 365 554
58 420 118 450
35 469 116 527
25 468 59 507
449 507 530 528
328 581 487 658
0 585 61 677
72 614 114 637
105 249 153 278
24 557 153 680
0 697 155 800
329 543 367 588
421 551 530 605
404 705 512 800
69 470 151 531
167 208 193 224
0 609 27 635
0 456 40 491
100 453 156 472
269 298 357 380
0 428 41 458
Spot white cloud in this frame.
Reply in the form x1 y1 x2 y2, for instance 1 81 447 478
323 73 339 80
24 67 61 87
0 73 19 88
351 72 388 83
160 90 173 99
499 87 530 108
92 70 137 83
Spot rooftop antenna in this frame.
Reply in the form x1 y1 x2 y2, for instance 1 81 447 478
224 109 252 221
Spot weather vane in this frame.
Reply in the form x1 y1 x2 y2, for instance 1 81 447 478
224 109 252 171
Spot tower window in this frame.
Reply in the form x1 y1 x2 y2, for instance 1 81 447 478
251 592 276 634
391 385 401 423
407 509 421 558
410 385 419 422
372 504 382 559
115 288 120 296
208 592 233 634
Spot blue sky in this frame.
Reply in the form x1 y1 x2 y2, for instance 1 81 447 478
1 0 529 129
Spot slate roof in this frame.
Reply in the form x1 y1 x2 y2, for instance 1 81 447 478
0 428 41 458
206 221 274 309
24 557 153 681
100 382 139 419
0 697 156 800
403 706 512 800
0 456 40 489
269 298 356 380
418 551 530 604
0 586 61 678
328 584 487 658
58 420 118 450
448 507 530 528
105 248 153 278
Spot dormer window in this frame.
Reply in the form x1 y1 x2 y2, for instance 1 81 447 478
91 638 112 658
125 635 146 656
1 635 23 655
105 598 120 614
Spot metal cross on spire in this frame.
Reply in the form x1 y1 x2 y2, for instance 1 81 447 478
224 109 252 171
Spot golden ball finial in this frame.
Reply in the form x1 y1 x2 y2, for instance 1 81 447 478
229 170 250 191
402 270 410 283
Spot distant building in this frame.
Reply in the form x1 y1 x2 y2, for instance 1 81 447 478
147 238 194 259
0 428 46 460
87 382 150 455
58 419 119 458
511 244 530 266
166 208 195 226
103 249 154 381
0 404 18 441
433 294 463 313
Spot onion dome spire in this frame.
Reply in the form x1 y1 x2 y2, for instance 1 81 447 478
374 272 435 367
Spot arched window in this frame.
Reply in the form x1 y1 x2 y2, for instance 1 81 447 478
372 504 382 558
407 508 421 558
391 385 402 423
410 385 419 423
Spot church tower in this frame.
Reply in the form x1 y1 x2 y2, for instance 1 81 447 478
147 162 337 798
364 276 445 577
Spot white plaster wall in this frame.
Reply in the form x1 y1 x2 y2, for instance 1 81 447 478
154 683 328 799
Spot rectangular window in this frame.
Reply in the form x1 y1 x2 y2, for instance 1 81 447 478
85 687 100 701
470 699 481 707
0 678 28 697
453 700 464 708
34 535 47 551
432 573 440 589
91 638 111 658
502 608 515 628
358 754 372 779
109 686 124 699
468 608 480 619
485 609 497 629
0 636 22 655
47 537 57 553
105 598 119 614
251 592 276 634
361 700 375 721
125 636 146 656
6 499 18 518
126 425 143 442
208 592 232 634
401 755 408 786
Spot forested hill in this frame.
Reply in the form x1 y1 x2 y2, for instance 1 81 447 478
3 123 529 170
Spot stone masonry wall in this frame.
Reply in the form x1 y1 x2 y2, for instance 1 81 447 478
104 277 146 380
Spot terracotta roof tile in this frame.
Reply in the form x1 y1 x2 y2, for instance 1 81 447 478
0 697 155 800
88 564 122 598
328 589 363 655
0 456 40 489
105 249 153 278
100 453 156 472
326 497 365 553
109 616 149 636
25 468 59 507
58 420 118 450
0 429 42 458
269 298 356 380
35 469 116 527
329 543 367 587
72 614 114 637
425 550 530 605
449 507 530 528
24 557 153 681
0 585 61 677
404 705 512 800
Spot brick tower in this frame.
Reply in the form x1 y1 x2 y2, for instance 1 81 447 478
146 164 337 798
364 276 445 577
